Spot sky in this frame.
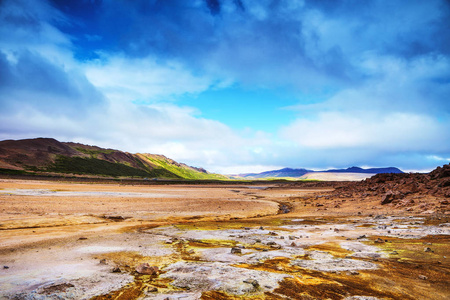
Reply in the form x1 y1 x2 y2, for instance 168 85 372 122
0 0 449 174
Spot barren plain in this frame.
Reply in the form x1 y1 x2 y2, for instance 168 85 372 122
0 178 449 299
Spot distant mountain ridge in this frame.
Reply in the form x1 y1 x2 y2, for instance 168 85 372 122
324 166 404 174
0 138 226 180
238 166 403 179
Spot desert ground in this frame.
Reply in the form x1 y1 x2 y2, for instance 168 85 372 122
0 178 449 299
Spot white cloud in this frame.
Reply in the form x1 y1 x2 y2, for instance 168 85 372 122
85 55 212 102
280 111 447 152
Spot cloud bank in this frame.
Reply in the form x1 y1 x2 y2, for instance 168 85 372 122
0 0 449 173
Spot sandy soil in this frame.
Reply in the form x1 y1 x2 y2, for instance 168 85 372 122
0 179 448 299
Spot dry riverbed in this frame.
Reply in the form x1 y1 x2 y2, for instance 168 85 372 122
0 179 449 299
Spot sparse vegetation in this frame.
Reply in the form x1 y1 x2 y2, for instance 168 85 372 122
140 154 228 180
74 147 115 158
47 156 180 178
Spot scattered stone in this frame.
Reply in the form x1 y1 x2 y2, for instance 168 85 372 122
334 228 340 232
259 226 264 230
244 227 251 230
381 191 395 205
135 263 159 275
78 237 87 240
112 267 121 273
289 236 295 240
269 231 278 236
3 266 9 269
424 247 433 253
291 242 297 247
267 241 277 246
419 275 428 280
243 279 260 288
255 239 261 243
357 235 367 239
231 247 242 254
146 286 158 293
187 249 195 254
99 259 107 265
374 238 385 243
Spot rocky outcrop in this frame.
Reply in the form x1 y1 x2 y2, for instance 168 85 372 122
329 164 450 212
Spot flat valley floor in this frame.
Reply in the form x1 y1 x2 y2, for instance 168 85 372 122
0 179 449 299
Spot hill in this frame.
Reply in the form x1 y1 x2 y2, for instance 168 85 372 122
0 138 227 180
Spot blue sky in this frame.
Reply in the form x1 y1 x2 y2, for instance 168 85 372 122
0 0 449 174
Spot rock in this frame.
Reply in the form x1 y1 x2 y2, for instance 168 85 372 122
349 270 359 275
419 275 428 280
112 267 121 273
146 286 158 293
374 238 385 243
381 191 395 205
269 231 278 236
3 266 9 269
99 259 107 265
259 226 264 230
243 279 260 288
135 263 159 275
78 237 88 240
357 235 367 239
289 235 295 240
424 247 433 253
231 247 242 254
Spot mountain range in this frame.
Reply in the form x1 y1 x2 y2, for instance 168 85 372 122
237 166 403 179
0 138 404 181
0 138 226 180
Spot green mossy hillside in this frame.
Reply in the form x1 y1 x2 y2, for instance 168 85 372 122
47 156 180 178
140 154 228 180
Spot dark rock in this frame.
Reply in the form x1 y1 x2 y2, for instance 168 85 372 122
231 247 242 254
112 267 121 273
99 259 107 265
243 279 260 288
135 263 159 275
381 191 395 205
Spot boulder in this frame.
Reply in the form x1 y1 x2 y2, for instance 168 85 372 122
135 263 159 275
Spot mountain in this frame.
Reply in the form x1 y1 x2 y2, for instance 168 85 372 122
238 166 403 179
238 168 313 179
0 138 227 180
324 166 404 174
